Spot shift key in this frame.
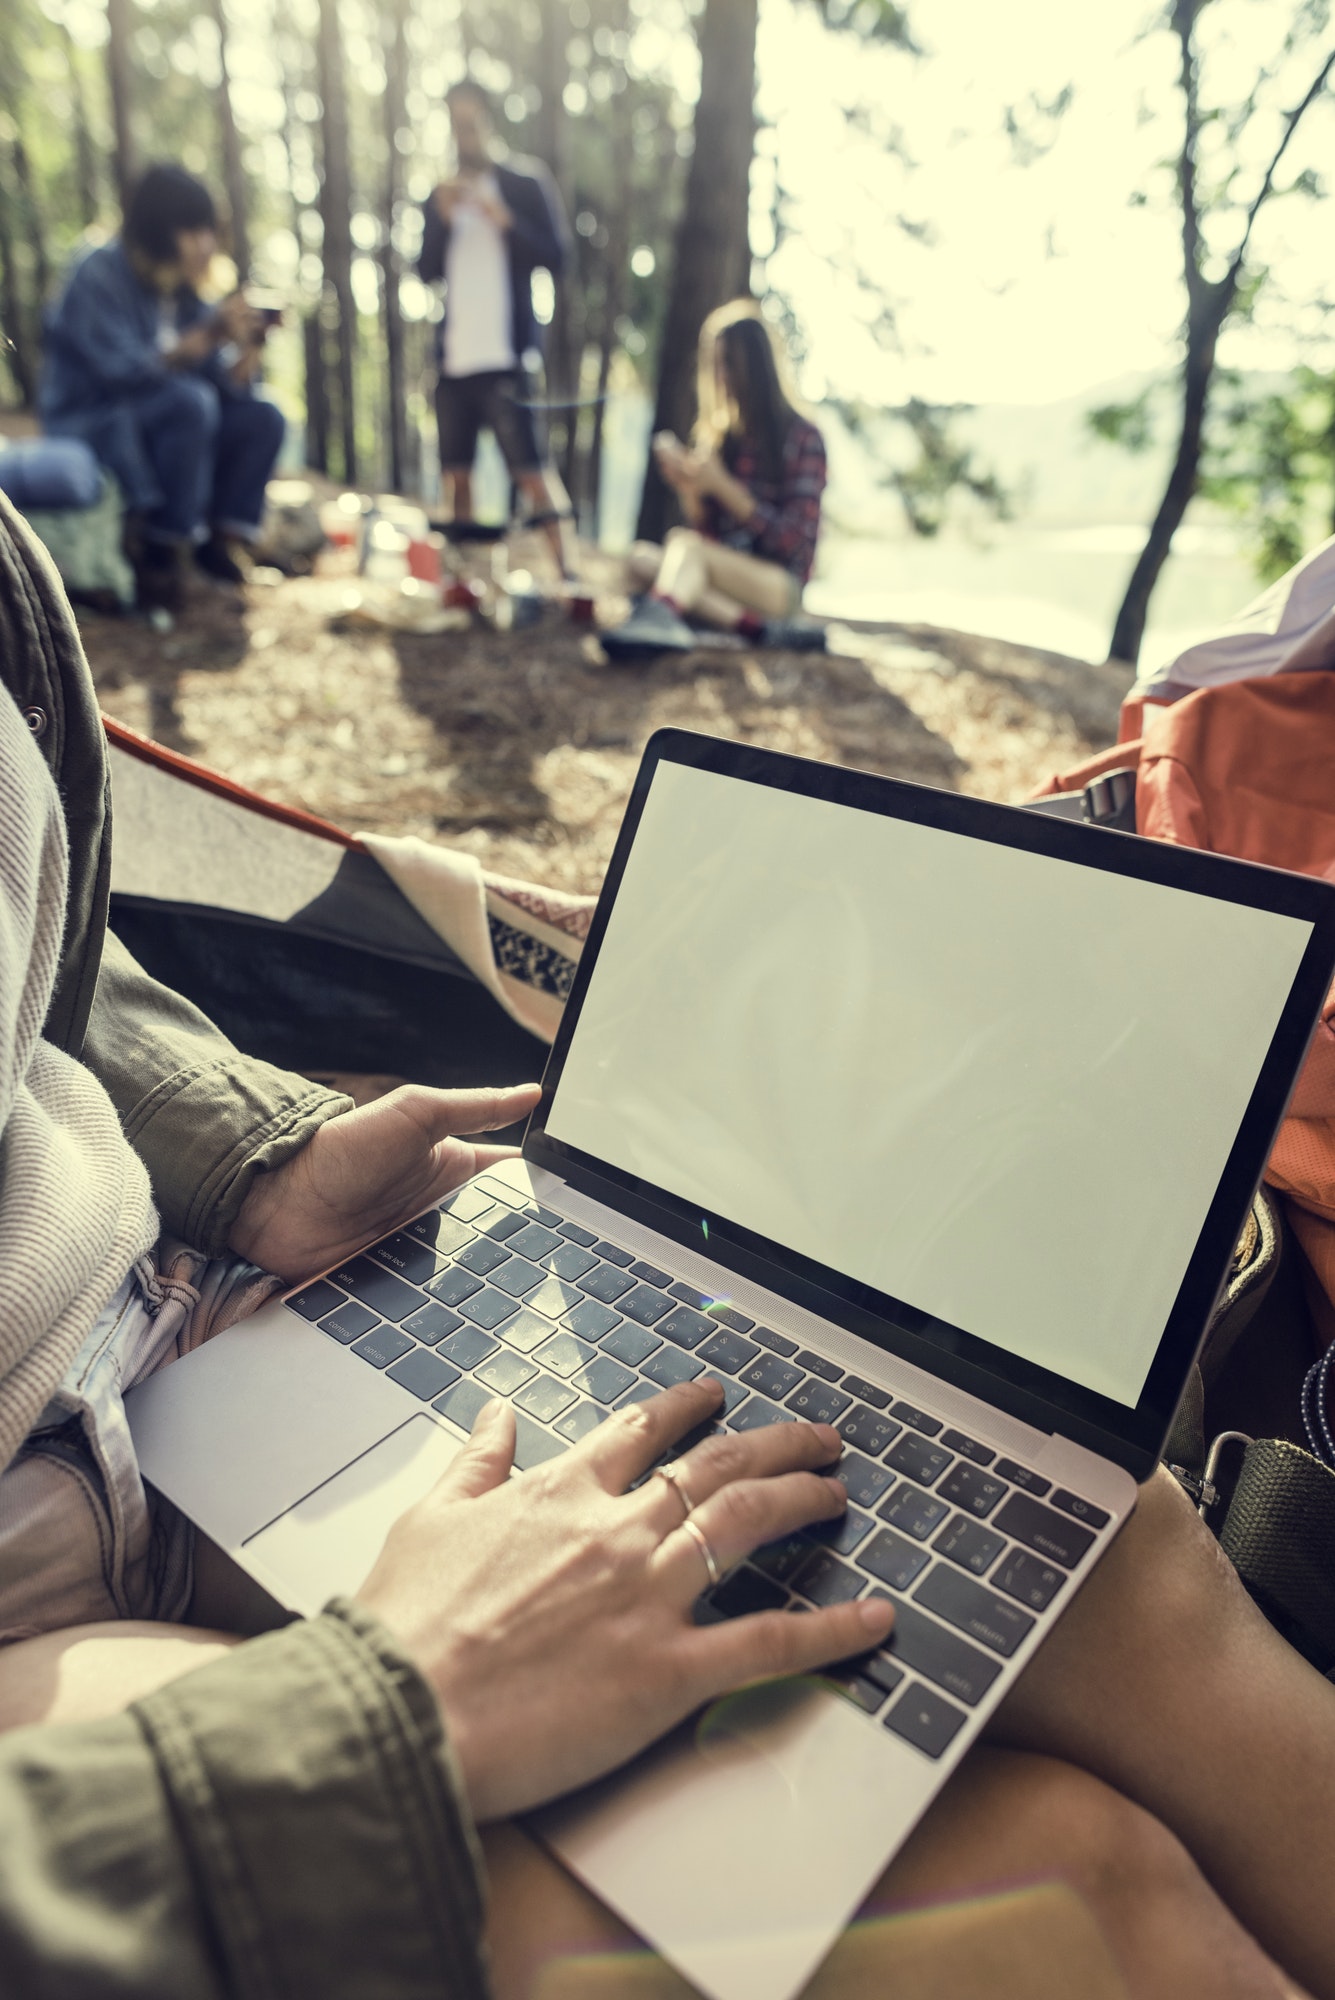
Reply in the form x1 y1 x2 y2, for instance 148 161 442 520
875 1597 1002 1707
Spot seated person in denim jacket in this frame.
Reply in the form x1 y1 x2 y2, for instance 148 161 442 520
40 163 284 611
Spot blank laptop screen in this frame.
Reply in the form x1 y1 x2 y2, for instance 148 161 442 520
546 761 1313 1408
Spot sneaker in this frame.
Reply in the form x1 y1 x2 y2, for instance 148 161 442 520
600 595 699 663
132 538 188 617
195 533 253 585
760 616 826 652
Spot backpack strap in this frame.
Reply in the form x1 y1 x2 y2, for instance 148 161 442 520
1217 1437 1335 1670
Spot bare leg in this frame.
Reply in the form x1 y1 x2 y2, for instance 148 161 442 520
0 1621 238 1731
440 467 473 521
992 1466 1335 1998
649 528 795 628
482 1748 1306 1999
516 467 575 579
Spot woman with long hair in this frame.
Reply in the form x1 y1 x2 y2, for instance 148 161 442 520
606 300 828 660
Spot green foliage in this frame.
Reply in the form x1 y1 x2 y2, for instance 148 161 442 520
806 0 918 51
1087 388 1159 454
1201 366 1335 580
833 394 1009 538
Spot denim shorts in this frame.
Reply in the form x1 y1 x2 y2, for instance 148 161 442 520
0 1243 280 1644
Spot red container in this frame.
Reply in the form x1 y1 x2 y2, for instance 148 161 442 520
407 535 443 584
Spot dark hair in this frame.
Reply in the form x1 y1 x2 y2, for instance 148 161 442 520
696 302 800 484
446 77 493 120
123 164 217 267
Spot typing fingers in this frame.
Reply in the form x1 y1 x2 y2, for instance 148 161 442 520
652 1469 848 1608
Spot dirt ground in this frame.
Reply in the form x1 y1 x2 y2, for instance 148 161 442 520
83 532 1132 897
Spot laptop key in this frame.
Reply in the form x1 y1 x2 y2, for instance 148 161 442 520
319 1300 378 1344
439 1325 497 1369
841 1374 890 1411
478 1208 529 1243
497 1310 555 1355
641 1345 704 1388
830 1673 886 1715
543 1242 598 1282
534 1332 597 1378
886 1433 952 1487
891 1401 944 1439
667 1281 716 1311
751 1533 812 1584
794 1349 842 1384
615 1379 660 1408
1051 1489 1111 1530
834 1450 895 1511
914 1565 1036 1658
940 1428 995 1467
427 1267 484 1308
934 1516 1006 1576
993 1458 1051 1498
477 1176 521 1206
629 1259 673 1287
562 1298 622 1342
619 1284 673 1327
441 1184 496 1223
878 1483 950 1541
352 1325 414 1370
288 1279 346 1321
786 1379 852 1425
859 1526 932 1593
433 1377 493 1432
991 1547 1067 1612
709 1567 788 1618
936 1463 1006 1519
507 1223 563 1262
517 1201 563 1230
580 1263 635 1305
512 1411 570 1470
875 1596 1002 1705
457 1288 520 1332
557 1220 598 1248
523 1275 585 1320
808 1506 873 1556
883 1683 967 1758
712 1377 751 1416
740 1354 803 1401
572 1355 638 1405
475 1350 537 1396
368 1232 442 1286
387 1349 461 1401
749 1324 798 1357
710 1305 756 1335
863 1653 905 1697
697 1328 760 1374
454 1236 512 1277
794 1549 864 1606
404 1209 473 1256
601 1322 661 1367
513 1372 579 1423
402 1301 463 1348
554 1399 606 1442
491 1257 546 1299
594 1240 634 1267
727 1396 796 1431
837 1406 901 1457
331 1258 422 1324
659 1305 715 1350
992 1492 1094 1570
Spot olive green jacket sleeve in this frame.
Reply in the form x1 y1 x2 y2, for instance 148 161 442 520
82 931 353 1256
0 1602 490 1999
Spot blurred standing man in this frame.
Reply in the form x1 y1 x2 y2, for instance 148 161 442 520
418 80 575 579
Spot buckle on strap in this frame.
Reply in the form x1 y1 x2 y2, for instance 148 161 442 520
1170 1430 1254 1522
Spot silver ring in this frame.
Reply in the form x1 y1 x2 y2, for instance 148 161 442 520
654 1462 695 1520
681 1515 722 1589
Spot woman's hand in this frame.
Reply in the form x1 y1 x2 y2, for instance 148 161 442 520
356 1378 895 1822
229 1082 540 1282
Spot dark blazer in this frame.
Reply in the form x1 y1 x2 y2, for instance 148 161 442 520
417 156 570 371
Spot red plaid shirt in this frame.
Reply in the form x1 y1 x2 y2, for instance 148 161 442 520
702 415 827 585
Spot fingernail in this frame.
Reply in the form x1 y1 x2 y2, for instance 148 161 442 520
812 1423 841 1453
858 1597 894 1631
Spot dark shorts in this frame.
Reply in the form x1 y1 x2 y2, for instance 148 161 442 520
435 369 543 474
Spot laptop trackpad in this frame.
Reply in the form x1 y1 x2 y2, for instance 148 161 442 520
243 1415 463 1617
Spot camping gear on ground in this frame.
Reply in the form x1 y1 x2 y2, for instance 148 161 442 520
252 479 327 576
0 436 135 611
0 436 103 512
104 716 592 1093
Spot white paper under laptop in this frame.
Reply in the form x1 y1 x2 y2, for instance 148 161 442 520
129 729 1335 2000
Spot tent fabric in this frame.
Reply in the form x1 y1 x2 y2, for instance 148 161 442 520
102 716 593 1092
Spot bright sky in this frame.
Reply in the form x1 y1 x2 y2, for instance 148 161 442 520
759 0 1335 407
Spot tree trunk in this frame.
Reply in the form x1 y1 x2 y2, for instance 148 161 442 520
104 0 138 208
533 0 576 488
0 183 35 406
1107 318 1220 667
63 24 100 228
583 38 633 538
635 0 758 541
304 311 329 473
316 0 357 483
380 0 409 493
207 0 251 278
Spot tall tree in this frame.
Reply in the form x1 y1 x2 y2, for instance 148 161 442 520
379 0 410 492
206 0 251 278
104 0 137 207
533 0 576 487
636 0 758 540
61 23 100 230
316 0 357 482
1105 3 1335 668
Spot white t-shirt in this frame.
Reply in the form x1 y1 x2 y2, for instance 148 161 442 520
443 172 515 379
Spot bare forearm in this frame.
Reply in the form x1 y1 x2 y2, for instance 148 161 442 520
990 1468 1335 1996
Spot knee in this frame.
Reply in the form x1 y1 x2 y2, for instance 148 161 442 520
248 395 286 456
664 525 704 555
162 375 220 438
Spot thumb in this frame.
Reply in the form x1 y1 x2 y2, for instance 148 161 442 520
398 1081 542 1144
440 1398 516 1500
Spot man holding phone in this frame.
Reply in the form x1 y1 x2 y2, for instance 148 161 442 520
418 80 574 578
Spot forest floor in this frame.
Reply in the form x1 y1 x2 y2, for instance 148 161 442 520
83 528 1131 896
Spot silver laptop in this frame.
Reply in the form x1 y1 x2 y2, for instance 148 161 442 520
128 728 1335 2000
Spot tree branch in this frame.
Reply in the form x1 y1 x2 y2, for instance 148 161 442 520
1226 40 1335 288
1172 0 1204 304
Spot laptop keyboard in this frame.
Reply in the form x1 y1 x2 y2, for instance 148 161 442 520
288 1177 1111 1763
